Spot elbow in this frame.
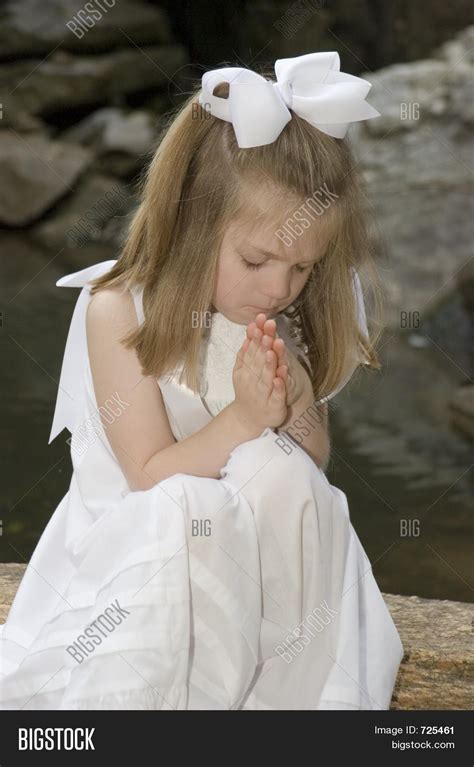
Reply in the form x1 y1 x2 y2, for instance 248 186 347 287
129 477 155 493
127 461 160 493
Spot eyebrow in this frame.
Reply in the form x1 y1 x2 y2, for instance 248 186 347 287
246 245 319 265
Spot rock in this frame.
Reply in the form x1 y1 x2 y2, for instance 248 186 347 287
457 257 474 316
385 593 474 710
62 107 157 177
0 44 188 126
101 111 156 156
62 107 123 146
0 132 92 226
349 26 474 328
32 173 134 250
201 0 474 78
0 0 173 59
435 25 474 67
449 385 474 438
63 107 155 152
0 564 25 624
0 563 472 709
361 27 474 137
362 60 457 135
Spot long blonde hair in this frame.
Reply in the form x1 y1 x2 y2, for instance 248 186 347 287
89 77 384 400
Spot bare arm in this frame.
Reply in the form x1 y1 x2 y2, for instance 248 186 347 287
86 288 264 492
142 403 263 489
276 390 331 471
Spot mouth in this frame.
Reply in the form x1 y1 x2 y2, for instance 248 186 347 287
248 306 279 313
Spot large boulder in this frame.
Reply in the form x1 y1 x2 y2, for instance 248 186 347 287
386 592 473 710
0 132 92 226
449 384 474 438
62 107 157 177
33 173 133 251
0 44 188 127
350 26 474 328
0 0 173 59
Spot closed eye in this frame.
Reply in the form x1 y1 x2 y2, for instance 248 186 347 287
240 256 311 274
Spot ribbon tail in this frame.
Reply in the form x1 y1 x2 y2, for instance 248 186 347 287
48 260 118 445
352 267 369 351
316 268 369 404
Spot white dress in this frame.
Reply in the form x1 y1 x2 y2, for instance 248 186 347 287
0 259 404 710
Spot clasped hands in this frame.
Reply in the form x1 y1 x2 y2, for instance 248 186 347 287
232 311 313 432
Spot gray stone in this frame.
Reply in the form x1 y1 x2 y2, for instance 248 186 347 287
349 26 474 328
101 111 156 156
0 132 92 226
62 107 123 146
458 257 474 315
449 385 474 438
0 0 173 59
62 107 157 176
32 173 133 250
0 44 188 126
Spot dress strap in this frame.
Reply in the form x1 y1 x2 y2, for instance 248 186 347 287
48 259 118 444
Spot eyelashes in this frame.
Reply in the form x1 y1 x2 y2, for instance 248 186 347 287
240 256 310 274
240 257 262 271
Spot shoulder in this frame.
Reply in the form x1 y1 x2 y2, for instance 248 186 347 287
86 286 137 335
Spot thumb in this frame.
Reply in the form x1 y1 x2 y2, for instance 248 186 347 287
234 338 250 371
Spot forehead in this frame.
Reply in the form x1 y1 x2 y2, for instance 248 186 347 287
228 186 339 262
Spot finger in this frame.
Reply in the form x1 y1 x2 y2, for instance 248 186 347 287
260 347 278 393
241 337 250 354
276 363 288 380
263 318 277 340
249 316 276 341
273 337 287 368
246 320 257 340
270 374 287 404
254 332 271 374
235 339 248 371
261 332 273 353
246 326 262 360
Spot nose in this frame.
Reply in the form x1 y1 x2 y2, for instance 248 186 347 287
261 270 292 304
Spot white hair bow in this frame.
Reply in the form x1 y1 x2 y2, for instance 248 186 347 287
198 51 380 147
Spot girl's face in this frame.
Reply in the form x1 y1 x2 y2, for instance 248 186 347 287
212 195 334 325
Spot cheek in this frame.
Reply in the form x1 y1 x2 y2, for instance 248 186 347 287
215 260 245 301
290 272 311 298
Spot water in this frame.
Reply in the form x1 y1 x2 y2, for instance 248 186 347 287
1 234 472 602
328 329 473 603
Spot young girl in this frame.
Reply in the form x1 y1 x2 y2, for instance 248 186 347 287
0 52 404 710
